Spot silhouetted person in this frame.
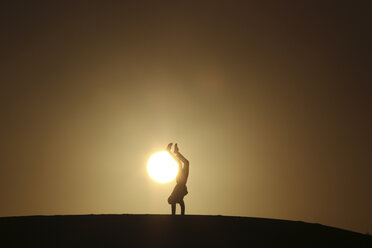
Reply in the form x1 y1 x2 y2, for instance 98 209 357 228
166 143 189 215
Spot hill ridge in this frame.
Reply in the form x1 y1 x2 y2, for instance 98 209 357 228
1 214 370 247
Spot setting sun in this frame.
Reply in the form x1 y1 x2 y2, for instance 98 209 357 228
147 151 179 183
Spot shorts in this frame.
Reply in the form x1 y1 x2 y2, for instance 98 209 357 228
168 184 188 204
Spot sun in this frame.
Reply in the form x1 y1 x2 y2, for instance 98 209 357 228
147 151 179 183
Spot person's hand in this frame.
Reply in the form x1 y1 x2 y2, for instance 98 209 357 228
166 143 173 152
174 143 179 154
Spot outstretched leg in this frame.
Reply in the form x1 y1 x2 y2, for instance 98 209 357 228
176 152 189 182
171 203 176 215
176 151 189 166
179 200 185 215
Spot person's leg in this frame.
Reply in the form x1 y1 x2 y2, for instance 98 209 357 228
176 150 189 181
171 203 176 215
176 151 189 166
179 200 185 215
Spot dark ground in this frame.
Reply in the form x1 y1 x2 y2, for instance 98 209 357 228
0 214 370 247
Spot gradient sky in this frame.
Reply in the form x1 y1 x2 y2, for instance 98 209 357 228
1 1 371 233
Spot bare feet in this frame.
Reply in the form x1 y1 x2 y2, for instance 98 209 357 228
174 143 179 154
166 143 173 152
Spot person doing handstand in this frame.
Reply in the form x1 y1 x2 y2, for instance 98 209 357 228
166 143 189 215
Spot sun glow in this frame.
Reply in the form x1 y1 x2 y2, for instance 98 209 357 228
147 151 178 183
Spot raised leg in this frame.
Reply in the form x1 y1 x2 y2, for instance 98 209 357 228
177 151 189 182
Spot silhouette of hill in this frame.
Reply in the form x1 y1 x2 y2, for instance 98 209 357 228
1 214 370 247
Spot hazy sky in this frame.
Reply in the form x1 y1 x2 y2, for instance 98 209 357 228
1 1 371 233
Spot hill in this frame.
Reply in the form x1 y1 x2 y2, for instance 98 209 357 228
0 214 370 247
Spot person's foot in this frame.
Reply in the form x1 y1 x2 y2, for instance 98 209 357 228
166 143 173 152
174 143 179 154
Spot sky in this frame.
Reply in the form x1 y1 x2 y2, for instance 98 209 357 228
0 1 371 233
